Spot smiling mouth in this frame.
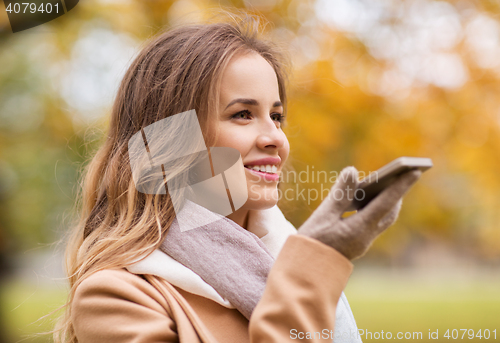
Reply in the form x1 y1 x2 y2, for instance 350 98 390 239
244 164 278 174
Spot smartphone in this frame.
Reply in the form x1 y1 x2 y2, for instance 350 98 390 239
345 157 433 211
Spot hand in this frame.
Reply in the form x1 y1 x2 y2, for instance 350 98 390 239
297 166 422 260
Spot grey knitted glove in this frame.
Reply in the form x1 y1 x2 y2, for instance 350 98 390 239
298 166 421 260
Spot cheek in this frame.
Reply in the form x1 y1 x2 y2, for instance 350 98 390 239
214 125 252 157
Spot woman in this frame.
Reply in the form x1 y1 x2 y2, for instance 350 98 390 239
55 13 421 343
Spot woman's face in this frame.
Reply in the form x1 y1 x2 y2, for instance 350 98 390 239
214 51 289 215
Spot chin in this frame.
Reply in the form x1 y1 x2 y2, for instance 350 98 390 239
244 185 279 210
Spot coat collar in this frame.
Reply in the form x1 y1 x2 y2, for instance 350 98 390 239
126 205 297 308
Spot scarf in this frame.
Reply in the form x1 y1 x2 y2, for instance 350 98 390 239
159 200 274 320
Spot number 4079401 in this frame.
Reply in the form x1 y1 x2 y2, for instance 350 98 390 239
444 329 496 340
5 2 60 14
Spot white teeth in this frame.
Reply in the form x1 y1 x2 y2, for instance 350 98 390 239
246 164 278 174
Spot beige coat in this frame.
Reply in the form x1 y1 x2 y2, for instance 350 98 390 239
72 234 353 342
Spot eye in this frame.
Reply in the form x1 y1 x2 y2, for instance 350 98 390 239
271 112 285 124
232 109 252 120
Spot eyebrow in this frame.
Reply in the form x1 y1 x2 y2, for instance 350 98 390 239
224 98 282 110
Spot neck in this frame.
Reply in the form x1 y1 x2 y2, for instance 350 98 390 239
226 208 249 229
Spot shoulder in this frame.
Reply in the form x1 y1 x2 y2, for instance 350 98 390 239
72 269 177 343
76 268 142 288
74 268 168 312
76 268 152 291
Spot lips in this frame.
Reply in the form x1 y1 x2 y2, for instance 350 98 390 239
243 157 281 182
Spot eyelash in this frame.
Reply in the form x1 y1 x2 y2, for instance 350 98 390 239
231 109 286 124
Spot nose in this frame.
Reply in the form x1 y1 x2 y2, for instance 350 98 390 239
255 116 286 151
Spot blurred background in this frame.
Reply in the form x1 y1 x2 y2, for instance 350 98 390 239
0 0 499 342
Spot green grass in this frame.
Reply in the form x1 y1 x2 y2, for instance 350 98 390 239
0 279 67 343
345 269 500 342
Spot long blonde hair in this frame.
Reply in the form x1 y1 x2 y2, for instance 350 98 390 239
54 11 290 343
